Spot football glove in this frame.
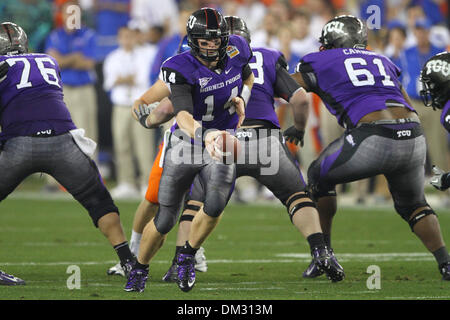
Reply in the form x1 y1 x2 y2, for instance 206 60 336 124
0 61 9 83
430 165 449 191
283 126 305 147
133 102 159 128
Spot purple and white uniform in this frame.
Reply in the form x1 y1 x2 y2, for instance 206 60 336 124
153 35 253 233
297 48 428 221
0 53 76 143
0 53 117 226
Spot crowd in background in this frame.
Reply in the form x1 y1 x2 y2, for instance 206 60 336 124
0 0 449 202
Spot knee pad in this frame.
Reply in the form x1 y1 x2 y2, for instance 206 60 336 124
286 192 317 223
203 195 227 218
153 205 179 235
203 202 224 218
73 180 119 227
395 203 436 231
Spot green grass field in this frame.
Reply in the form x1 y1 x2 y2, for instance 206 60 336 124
1 184 450 301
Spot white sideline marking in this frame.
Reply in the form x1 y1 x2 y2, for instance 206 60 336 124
275 252 435 262
0 252 434 266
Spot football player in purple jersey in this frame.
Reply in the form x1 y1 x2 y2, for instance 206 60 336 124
421 53 450 280
159 15 345 284
124 8 254 293
291 16 450 280
0 23 135 286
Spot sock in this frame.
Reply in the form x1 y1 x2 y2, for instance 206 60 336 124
180 241 198 255
135 261 149 270
307 233 326 251
324 234 331 248
432 246 450 266
129 230 142 256
113 241 134 264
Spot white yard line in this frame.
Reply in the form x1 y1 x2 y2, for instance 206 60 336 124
0 252 435 266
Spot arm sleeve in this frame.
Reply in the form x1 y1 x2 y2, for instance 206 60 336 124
274 54 301 101
295 60 318 92
242 63 253 81
169 83 194 115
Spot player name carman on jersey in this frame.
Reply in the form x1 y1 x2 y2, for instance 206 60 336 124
199 73 241 93
342 48 377 56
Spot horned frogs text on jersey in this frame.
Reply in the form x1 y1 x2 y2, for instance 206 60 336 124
296 48 415 128
0 53 76 142
160 35 252 131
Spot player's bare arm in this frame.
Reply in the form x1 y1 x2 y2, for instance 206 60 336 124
132 79 174 127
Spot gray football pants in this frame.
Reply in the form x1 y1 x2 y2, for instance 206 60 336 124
188 127 308 207
153 133 236 235
0 134 118 226
307 122 429 220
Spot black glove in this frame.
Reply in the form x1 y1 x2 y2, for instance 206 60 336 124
0 61 9 82
283 126 305 147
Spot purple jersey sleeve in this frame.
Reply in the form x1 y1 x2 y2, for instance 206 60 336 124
298 48 414 128
440 100 450 132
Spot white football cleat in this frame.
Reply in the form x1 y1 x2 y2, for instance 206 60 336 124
107 262 125 277
195 246 208 272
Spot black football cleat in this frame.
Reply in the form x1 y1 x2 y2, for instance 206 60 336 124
311 246 345 282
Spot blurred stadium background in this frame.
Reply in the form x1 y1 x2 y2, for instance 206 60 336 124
1 0 449 206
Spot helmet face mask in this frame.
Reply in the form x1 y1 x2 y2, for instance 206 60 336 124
186 8 229 63
0 22 28 56
419 76 435 109
420 52 450 110
319 15 367 50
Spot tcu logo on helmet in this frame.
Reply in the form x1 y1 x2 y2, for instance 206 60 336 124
187 15 197 29
323 21 345 36
425 60 450 77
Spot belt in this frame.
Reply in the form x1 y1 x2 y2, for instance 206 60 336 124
357 117 420 127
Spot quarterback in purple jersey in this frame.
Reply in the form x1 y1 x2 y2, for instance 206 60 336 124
160 15 344 284
124 8 254 293
0 23 135 286
291 16 450 280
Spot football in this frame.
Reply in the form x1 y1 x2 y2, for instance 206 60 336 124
214 132 241 164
